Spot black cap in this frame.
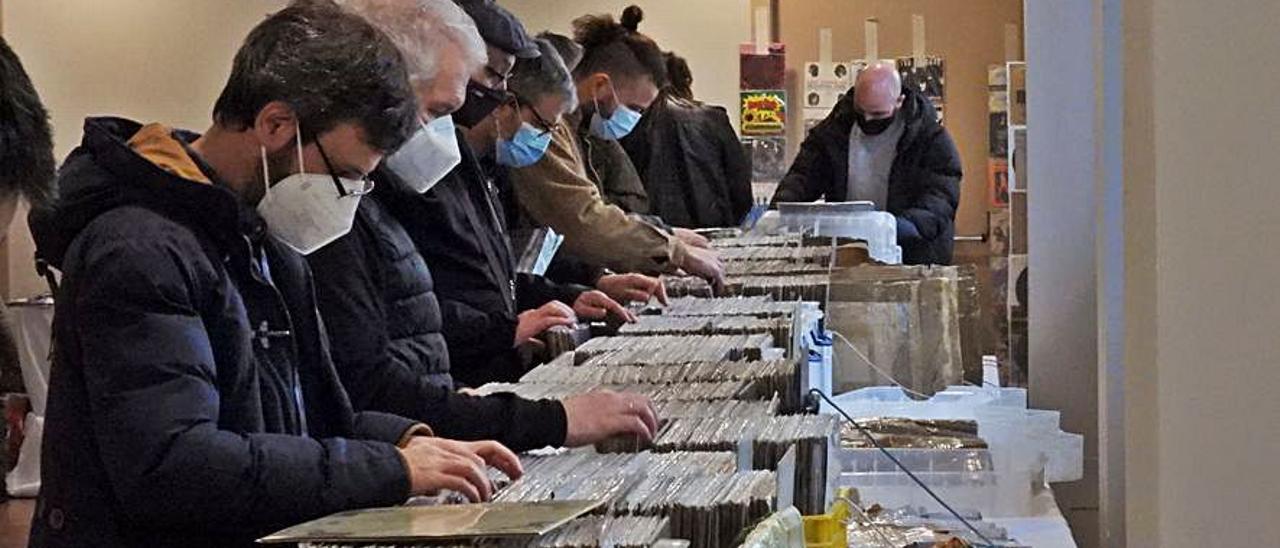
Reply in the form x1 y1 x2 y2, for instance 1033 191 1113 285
456 0 540 59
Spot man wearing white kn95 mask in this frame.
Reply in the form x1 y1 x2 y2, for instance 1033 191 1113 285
310 0 660 454
27 3 525 546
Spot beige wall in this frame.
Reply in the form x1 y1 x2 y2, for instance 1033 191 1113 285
498 0 751 131
1124 0 1280 545
0 0 285 298
776 0 1022 238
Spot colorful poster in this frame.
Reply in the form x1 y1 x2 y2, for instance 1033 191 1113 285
988 159 1010 208
740 90 787 136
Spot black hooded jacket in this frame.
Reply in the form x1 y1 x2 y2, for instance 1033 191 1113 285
621 95 753 228
27 118 419 548
771 87 962 264
307 159 569 450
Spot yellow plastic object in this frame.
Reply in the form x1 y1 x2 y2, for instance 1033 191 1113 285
802 488 855 548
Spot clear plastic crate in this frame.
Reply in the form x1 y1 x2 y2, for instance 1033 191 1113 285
835 467 1037 518
748 207 903 264
819 384 1085 514
833 447 1035 517
837 448 994 475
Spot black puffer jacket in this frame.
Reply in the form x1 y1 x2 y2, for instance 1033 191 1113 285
308 165 568 451
311 189 453 390
387 134 588 386
621 95 753 228
771 87 962 264
28 118 418 548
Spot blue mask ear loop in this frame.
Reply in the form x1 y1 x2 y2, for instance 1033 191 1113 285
493 96 521 158
591 75 617 119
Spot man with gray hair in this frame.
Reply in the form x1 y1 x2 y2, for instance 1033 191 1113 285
771 61 962 265
310 0 660 453
382 1 667 388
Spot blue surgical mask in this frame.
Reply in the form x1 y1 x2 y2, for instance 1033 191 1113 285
496 121 553 168
589 89 642 140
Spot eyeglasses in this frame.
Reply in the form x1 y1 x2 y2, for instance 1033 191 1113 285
515 95 560 136
483 64 510 87
315 138 375 198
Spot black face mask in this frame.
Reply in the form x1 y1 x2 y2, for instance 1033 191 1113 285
856 111 896 135
453 80 508 128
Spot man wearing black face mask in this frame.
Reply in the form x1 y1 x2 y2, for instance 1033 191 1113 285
377 0 665 387
309 0 660 451
771 62 962 265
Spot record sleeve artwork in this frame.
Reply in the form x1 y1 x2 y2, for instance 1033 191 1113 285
897 56 945 123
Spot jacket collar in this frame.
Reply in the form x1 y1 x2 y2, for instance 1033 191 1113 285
34 117 247 269
825 86 937 149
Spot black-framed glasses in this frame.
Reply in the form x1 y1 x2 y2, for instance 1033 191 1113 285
514 95 559 136
315 138 375 198
483 64 510 86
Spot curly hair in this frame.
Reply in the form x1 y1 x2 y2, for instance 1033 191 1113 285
0 37 56 209
570 5 666 87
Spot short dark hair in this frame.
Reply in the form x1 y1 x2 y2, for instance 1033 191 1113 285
571 5 666 88
212 0 418 153
0 37 55 209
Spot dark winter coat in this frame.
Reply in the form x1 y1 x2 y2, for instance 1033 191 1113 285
308 163 568 450
621 95 754 228
386 134 587 386
27 118 420 548
771 87 962 264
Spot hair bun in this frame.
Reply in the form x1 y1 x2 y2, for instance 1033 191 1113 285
620 5 644 33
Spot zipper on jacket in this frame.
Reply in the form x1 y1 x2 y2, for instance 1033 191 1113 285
247 241 309 436
481 178 520 309
583 138 603 189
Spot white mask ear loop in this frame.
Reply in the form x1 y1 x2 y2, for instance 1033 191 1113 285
259 126 304 199
260 145 272 198
294 127 306 176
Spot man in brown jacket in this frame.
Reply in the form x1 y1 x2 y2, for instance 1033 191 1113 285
508 10 722 283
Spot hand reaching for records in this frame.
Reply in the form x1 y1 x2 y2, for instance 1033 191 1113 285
596 273 668 305
672 227 711 249
398 438 523 501
561 390 659 447
678 245 726 293
514 301 577 348
572 290 635 322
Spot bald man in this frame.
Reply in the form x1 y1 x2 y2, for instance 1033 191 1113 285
772 62 962 265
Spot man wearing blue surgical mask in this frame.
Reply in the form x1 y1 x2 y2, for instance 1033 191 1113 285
381 1 668 388
507 8 725 288
310 0 661 453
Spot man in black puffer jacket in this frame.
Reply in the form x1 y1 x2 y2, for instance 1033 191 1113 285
771 62 962 265
25 5 521 546
309 0 659 453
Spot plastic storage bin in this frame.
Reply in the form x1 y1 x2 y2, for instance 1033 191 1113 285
820 385 1084 517
749 206 902 264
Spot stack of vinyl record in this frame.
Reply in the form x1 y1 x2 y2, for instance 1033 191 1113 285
493 451 775 548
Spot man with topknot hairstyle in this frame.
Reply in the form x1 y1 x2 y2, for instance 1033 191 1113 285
508 6 726 288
